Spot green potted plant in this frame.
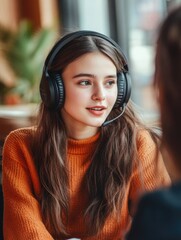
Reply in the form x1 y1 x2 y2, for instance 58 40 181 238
0 20 56 104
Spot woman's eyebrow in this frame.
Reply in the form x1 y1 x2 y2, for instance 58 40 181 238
106 75 117 79
72 73 94 78
72 73 117 79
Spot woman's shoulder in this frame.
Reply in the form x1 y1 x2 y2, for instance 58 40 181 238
3 127 37 166
4 126 36 146
136 129 158 155
137 129 156 145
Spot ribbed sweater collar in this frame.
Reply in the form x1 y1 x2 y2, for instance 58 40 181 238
67 132 100 155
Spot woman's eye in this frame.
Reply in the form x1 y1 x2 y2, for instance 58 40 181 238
106 80 116 87
79 80 91 86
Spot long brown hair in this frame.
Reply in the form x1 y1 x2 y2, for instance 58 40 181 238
33 34 159 238
154 6 181 172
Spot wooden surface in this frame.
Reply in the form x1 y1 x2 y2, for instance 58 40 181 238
0 104 38 140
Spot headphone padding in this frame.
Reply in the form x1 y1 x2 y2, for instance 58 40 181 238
114 72 131 109
40 72 64 110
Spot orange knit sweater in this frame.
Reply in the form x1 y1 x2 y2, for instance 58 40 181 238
2 127 170 240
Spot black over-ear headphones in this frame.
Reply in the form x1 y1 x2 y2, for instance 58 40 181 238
40 30 131 110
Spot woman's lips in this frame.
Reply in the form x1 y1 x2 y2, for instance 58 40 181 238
86 106 106 116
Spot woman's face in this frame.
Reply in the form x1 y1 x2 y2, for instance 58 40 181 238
61 52 118 138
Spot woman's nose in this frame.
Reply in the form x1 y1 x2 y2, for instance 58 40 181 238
92 86 106 101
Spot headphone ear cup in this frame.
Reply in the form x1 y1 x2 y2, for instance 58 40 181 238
114 72 131 109
40 72 65 110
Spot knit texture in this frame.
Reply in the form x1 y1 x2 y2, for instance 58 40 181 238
2 127 170 240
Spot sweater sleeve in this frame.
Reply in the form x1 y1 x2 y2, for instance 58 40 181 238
2 130 54 240
128 130 171 212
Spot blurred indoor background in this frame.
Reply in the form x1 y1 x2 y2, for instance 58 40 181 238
0 0 181 165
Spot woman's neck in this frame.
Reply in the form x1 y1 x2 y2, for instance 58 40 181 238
66 126 100 140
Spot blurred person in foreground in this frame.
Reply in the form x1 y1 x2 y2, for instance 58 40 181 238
126 5 181 240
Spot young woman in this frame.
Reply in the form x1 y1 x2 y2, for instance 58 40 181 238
2 30 170 240
126 6 181 240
